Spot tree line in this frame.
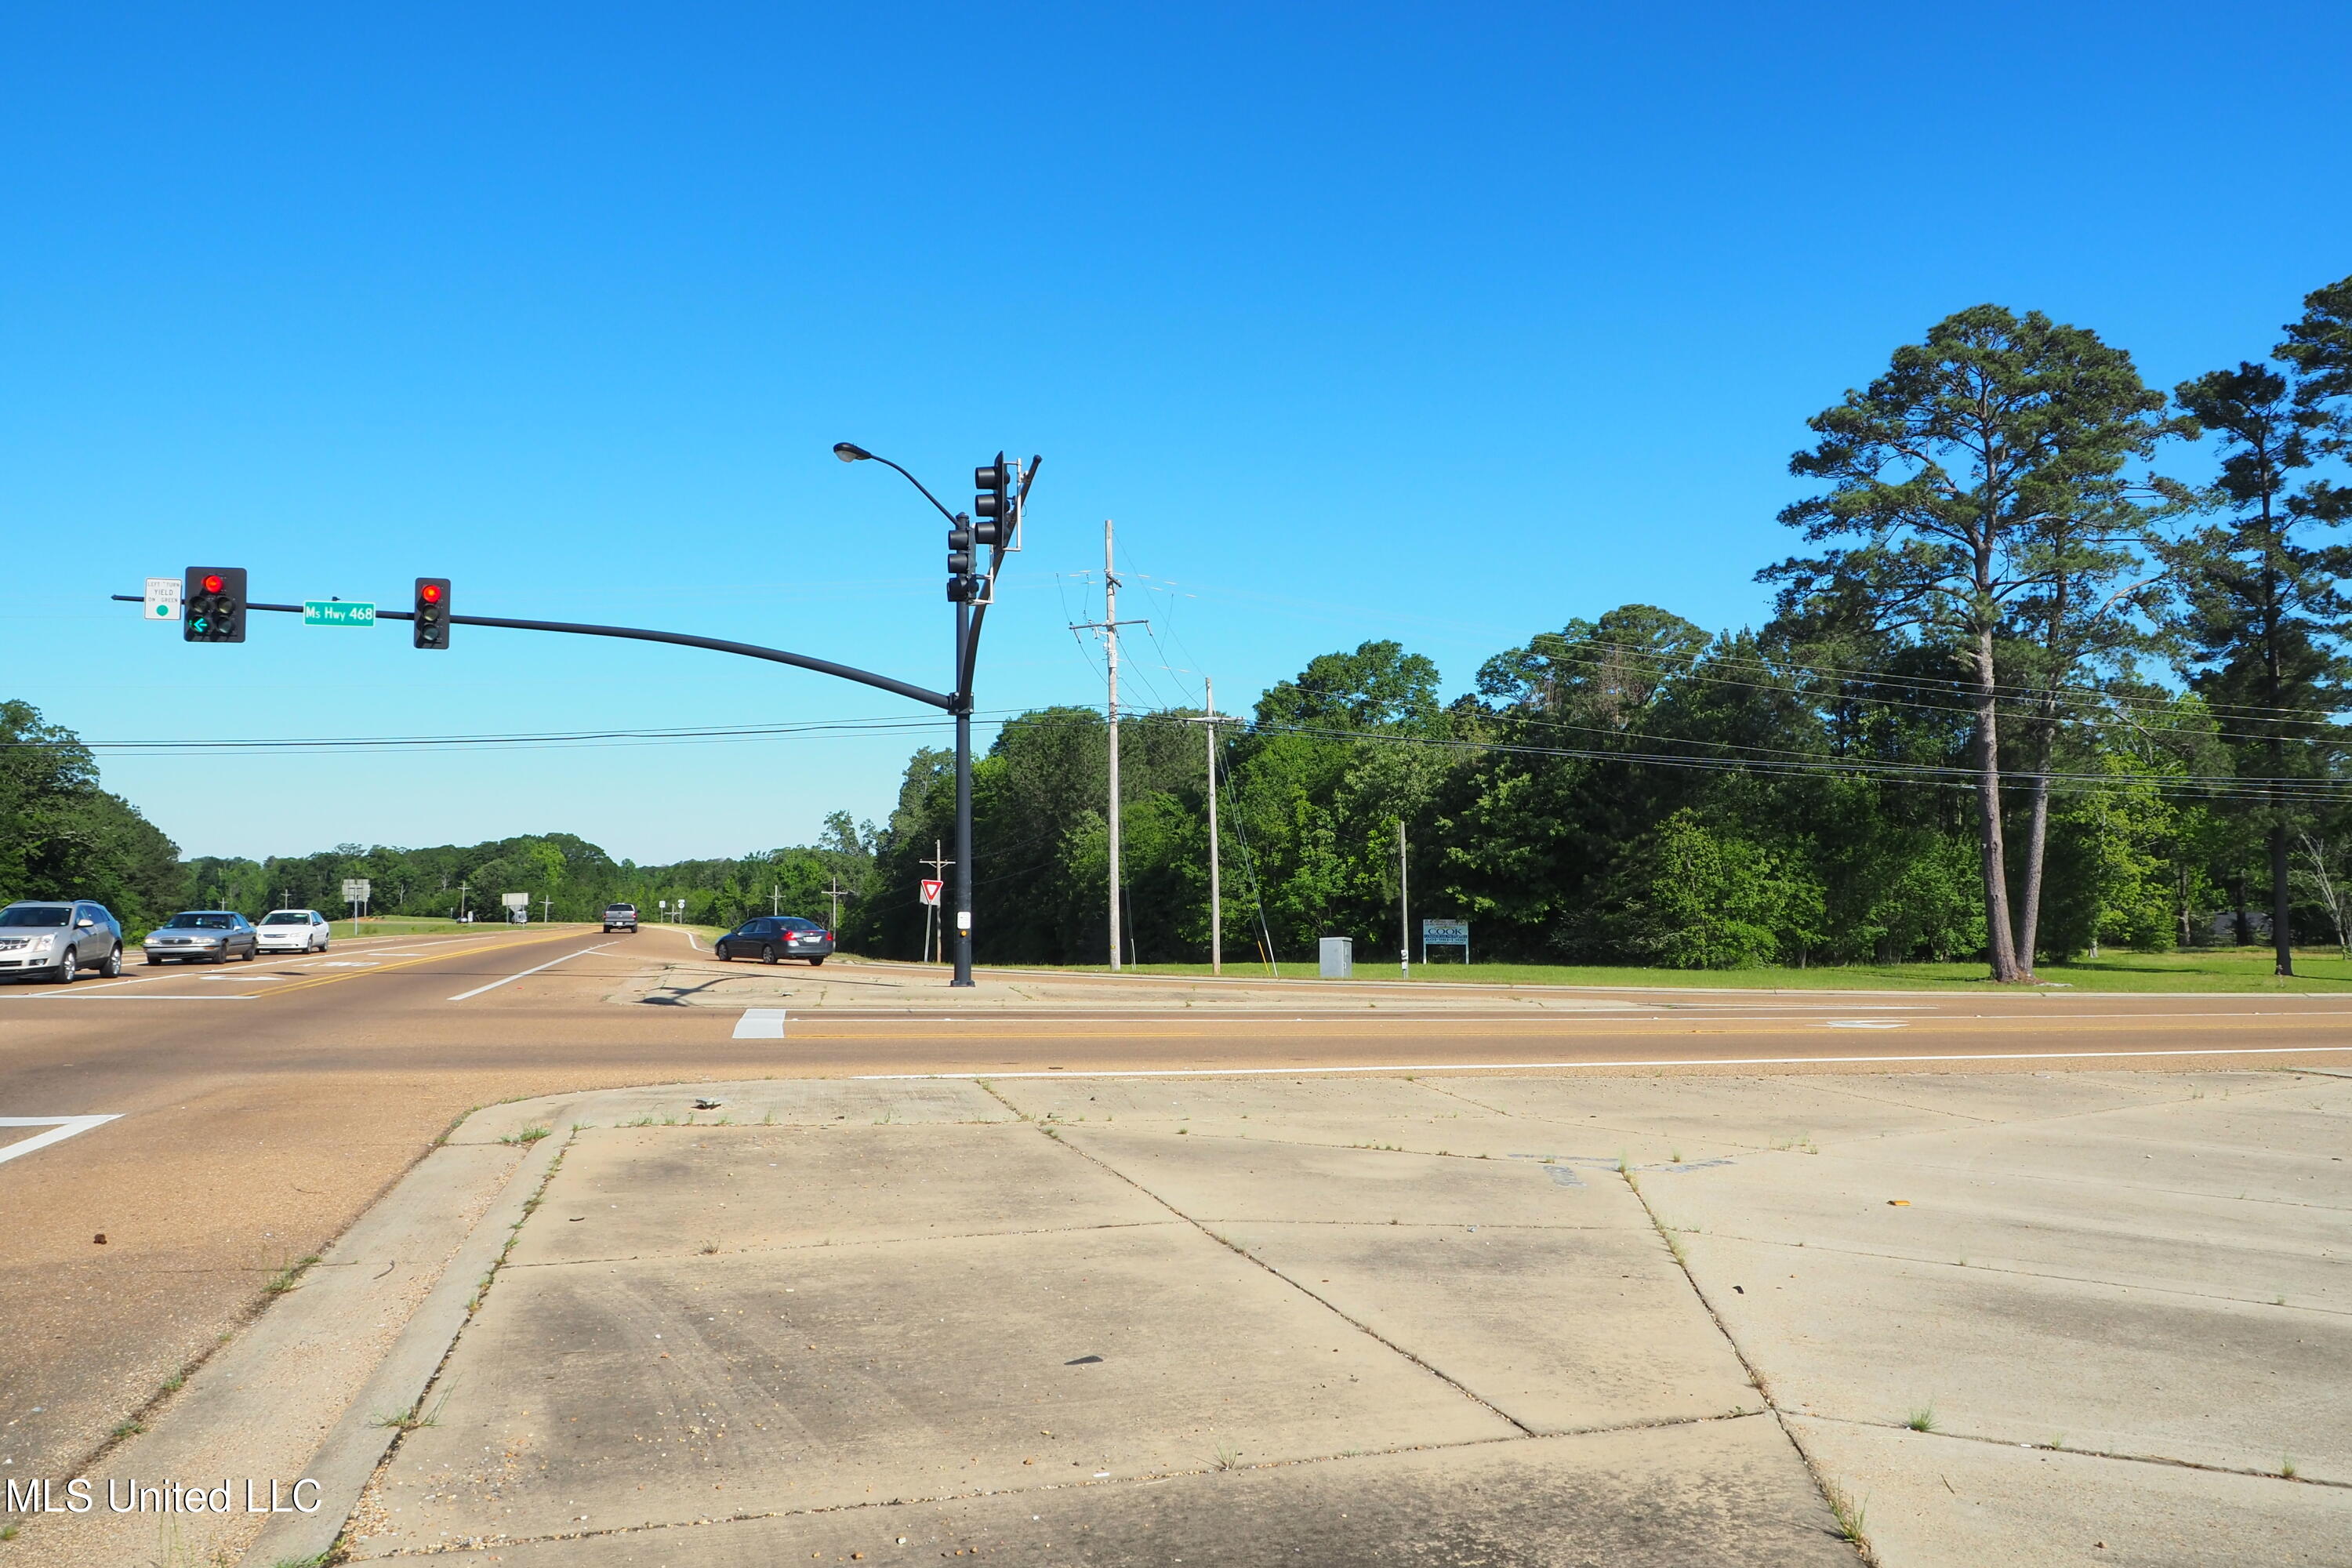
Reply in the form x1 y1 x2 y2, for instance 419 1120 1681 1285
6 277 2347 978
877 278 2352 979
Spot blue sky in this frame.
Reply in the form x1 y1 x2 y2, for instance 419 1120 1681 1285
5 2 2348 863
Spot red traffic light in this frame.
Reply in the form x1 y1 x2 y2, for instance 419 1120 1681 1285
420 583 443 604
201 573 225 594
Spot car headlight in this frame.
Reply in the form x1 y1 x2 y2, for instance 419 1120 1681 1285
30 934 57 953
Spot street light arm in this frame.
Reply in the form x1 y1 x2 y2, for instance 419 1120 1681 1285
856 452 964 527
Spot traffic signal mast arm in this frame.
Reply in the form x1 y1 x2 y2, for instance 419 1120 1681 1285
109 595 956 710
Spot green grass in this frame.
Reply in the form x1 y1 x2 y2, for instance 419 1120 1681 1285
1014 948 2352 993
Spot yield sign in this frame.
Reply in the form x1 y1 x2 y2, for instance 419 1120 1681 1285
919 879 943 907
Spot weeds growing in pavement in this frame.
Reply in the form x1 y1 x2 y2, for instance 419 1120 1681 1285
1212 1443 1242 1471
371 1389 451 1433
264 1254 321 1295
499 1125 553 1145
1905 1404 1937 1432
1822 1481 1872 1555
2281 1456 2299 1479
111 1420 146 1439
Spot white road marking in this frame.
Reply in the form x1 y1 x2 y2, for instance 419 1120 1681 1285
861 1042 2352 1080
0 1115 122 1167
1824 1019 1907 1029
34 993 260 1001
733 1008 789 1039
447 942 617 1002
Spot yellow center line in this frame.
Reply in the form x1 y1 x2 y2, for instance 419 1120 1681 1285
253 928 607 1000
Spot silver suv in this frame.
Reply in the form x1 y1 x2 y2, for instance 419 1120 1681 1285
0 900 125 983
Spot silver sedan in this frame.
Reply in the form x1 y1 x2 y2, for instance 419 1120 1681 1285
143 911 260 964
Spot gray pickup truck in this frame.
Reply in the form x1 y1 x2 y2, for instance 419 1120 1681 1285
602 903 639 933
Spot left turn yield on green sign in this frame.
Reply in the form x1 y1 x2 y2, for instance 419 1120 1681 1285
143 577 181 621
303 600 376 627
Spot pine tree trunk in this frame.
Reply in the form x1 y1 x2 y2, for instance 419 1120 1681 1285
1973 630 2024 982
2013 722 2054 978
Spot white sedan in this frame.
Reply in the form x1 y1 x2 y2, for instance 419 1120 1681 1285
256 909 332 953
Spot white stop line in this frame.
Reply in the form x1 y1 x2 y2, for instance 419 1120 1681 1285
0 1115 122 1167
734 1008 788 1039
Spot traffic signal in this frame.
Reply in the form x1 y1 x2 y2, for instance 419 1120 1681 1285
413 578 452 649
972 453 1011 546
946 518 976 602
183 567 247 643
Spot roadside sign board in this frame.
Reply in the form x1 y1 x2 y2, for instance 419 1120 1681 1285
304 600 376 627
342 878 371 902
1421 918 1469 963
502 893 530 909
143 577 182 622
919 879 943 907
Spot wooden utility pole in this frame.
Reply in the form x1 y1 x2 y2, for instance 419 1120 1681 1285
920 840 953 964
1184 677 1222 975
1105 522 1122 971
823 873 855 934
1070 520 1148 972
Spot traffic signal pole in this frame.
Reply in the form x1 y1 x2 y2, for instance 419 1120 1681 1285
122 446 1036 994
953 594 975 987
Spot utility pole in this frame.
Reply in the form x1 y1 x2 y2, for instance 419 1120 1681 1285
1183 677 1223 975
771 885 781 917
541 891 551 926
823 873 855 935
1071 519 1149 972
920 840 953 965
1398 820 1410 978
458 880 469 924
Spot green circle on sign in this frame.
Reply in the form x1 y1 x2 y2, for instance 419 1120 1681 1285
154 604 169 616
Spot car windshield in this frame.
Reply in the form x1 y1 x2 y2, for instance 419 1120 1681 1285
781 917 817 930
262 912 310 924
165 913 235 930
0 906 71 927
606 906 634 913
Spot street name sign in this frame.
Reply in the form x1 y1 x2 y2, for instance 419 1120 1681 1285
342 878 371 902
144 577 182 622
304 601 376 627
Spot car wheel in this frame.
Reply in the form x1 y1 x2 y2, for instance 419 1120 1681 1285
714 946 731 961
212 946 229 964
243 945 257 961
100 945 122 978
54 947 78 985
145 955 162 966
760 943 778 964
808 954 826 966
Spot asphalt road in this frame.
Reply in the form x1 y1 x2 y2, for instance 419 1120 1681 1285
2 920 2348 1487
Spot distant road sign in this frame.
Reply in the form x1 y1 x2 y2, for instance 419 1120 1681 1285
143 578 182 622
920 879 943 907
1422 918 1469 963
501 893 530 909
304 601 376 627
342 878 372 902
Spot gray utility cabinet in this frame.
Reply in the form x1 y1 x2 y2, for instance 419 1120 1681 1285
1319 936 1353 979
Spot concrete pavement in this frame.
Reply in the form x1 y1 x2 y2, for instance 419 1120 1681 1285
9 1063 2341 1565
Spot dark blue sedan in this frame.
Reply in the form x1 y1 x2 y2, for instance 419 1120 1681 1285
713 916 834 965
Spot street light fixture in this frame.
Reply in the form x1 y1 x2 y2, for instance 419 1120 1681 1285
837 441 1038 989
